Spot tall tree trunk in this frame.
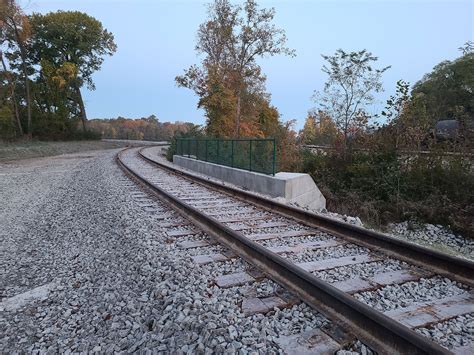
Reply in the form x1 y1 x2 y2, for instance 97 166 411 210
75 85 87 131
13 96 22 135
0 51 23 136
11 21 31 137
235 89 242 138
20 51 31 137
11 89 22 135
343 125 349 160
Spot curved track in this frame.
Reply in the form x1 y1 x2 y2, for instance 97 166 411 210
117 146 474 355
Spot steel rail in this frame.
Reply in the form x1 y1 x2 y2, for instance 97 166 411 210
117 148 452 355
138 148 474 287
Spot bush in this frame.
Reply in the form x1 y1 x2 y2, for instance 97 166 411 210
69 129 102 140
30 112 101 141
302 149 474 237
0 106 18 140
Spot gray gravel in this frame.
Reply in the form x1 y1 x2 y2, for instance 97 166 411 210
282 244 369 263
416 313 474 349
336 340 375 355
315 260 403 283
1 149 333 353
260 233 335 248
354 277 469 312
388 222 474 261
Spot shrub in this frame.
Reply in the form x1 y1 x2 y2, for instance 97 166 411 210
0 106 18 140
302 148 474 237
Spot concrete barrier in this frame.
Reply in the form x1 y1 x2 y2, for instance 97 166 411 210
173 155 326 210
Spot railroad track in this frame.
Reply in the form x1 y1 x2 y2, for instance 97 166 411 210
117 146 474 355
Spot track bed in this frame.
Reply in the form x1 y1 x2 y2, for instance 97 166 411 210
117 147 474 354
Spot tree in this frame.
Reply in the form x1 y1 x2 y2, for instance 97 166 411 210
0 49 22 135
300 110 338 146
176 0 294 138
34 60 80 136
300 113 317 144
381 80 410 149
1 0 31 136
313 49 390 147
28 11 117 130
412 51 474 125
458 41 473 56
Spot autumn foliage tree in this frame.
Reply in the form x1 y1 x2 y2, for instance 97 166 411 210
300 110 338 146
176 0 294 139
87 115 199 142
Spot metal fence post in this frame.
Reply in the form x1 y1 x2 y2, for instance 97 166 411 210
205 140 208 162
231 140 234 167
217 139 220 165
188 139 190 158
195 139 198 160
249 140 252 172
272 138 276 176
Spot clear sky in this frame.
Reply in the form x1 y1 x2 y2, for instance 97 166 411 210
24 0 473 129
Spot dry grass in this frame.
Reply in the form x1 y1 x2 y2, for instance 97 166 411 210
0 140 144 162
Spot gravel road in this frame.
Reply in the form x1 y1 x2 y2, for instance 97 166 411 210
0 149 330 353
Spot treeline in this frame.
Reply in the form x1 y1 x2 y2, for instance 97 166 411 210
88 116 198 142
0 1 116 140
300 45 474 152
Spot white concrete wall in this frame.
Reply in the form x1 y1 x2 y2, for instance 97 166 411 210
173 155 326 210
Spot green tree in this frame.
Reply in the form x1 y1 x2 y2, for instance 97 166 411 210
0 49 22 136
1 0 31 136
31 60 81 138
400 93 432 151
381 80 410 149
28 11 117 130
313 49 390 147
458 41 473 56
411 51 474 125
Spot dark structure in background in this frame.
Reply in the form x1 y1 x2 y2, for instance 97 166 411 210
434 119 474 143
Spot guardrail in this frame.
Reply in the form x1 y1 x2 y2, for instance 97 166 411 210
176 138 277 175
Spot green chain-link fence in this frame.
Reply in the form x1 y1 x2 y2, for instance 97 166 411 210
176 138 277 175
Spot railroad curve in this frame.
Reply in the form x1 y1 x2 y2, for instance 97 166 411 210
117 146 474 355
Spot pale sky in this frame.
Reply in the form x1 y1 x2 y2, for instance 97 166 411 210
24 0 473 129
